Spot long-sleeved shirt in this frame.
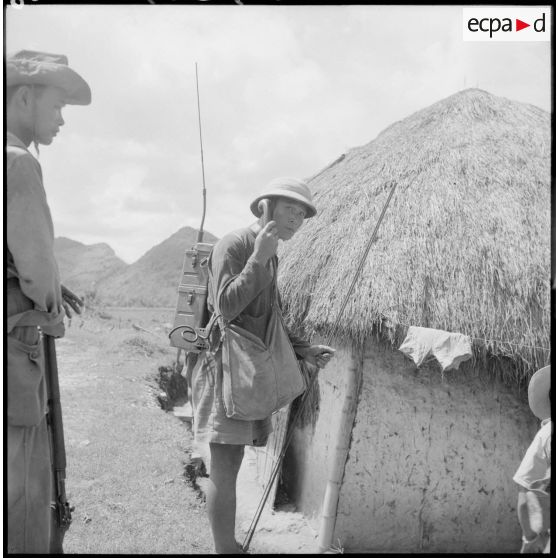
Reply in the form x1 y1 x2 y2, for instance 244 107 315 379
7 132 64 334
208 226 310 353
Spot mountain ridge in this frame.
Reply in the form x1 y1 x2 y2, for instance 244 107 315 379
55 226 218 307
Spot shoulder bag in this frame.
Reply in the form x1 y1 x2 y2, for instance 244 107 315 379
217 261 306 421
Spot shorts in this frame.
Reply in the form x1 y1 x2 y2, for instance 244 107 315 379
191 348 272 447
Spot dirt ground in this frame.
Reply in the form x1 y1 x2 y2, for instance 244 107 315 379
195 444 321 555
56 308 321 554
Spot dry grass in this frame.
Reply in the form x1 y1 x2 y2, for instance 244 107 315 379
279 89 551 384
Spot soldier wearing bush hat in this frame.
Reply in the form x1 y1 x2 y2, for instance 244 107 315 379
6 50 91 148
7 50 91 104
6 50 90 553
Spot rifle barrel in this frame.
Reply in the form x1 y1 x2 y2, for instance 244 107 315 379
44 335 68 471
43 333 73 538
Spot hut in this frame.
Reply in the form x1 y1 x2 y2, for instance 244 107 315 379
274 89 551 553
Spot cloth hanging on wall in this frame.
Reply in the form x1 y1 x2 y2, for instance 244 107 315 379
398 326 472 371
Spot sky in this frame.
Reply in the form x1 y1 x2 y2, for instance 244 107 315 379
5 3 552 263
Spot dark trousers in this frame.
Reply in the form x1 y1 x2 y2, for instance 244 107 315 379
7 416 52 553
7 282 53 553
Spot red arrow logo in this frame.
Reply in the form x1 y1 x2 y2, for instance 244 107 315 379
516 19 530 31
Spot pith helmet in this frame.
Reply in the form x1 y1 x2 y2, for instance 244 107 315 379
527 365 551 420
250 177 317 218
6 50 91 105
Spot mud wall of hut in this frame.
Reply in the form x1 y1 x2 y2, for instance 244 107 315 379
283 336 539 553
282 343 354 523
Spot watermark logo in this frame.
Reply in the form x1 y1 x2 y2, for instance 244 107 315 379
463 7 550 41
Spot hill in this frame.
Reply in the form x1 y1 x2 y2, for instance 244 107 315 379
94 227 218 307
54 237 127 296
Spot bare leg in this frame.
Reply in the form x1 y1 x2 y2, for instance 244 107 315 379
207 443 245 553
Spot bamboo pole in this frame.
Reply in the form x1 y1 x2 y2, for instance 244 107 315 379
317 348 363 552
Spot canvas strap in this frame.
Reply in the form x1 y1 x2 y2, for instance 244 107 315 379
212 257 278 353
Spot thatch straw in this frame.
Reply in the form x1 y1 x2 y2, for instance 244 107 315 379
279 89 550 384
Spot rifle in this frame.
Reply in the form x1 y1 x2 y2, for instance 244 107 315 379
43 333 72 553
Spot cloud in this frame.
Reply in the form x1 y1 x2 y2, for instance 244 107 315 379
6 4 551 264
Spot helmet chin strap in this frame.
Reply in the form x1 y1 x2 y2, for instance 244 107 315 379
30 85 40 157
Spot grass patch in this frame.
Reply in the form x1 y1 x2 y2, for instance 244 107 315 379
57 310 213 554
122 334 166 357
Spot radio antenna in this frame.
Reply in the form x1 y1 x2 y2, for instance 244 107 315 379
195 62 207 243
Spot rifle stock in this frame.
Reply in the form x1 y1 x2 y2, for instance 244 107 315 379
43 333 72 553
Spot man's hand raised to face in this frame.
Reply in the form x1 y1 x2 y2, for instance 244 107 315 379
252 221 279 265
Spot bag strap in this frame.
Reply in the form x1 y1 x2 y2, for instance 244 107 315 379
270 256 281 309
210 273 238 352
211 248 279 351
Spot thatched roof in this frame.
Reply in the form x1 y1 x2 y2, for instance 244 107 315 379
278 89 551 382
